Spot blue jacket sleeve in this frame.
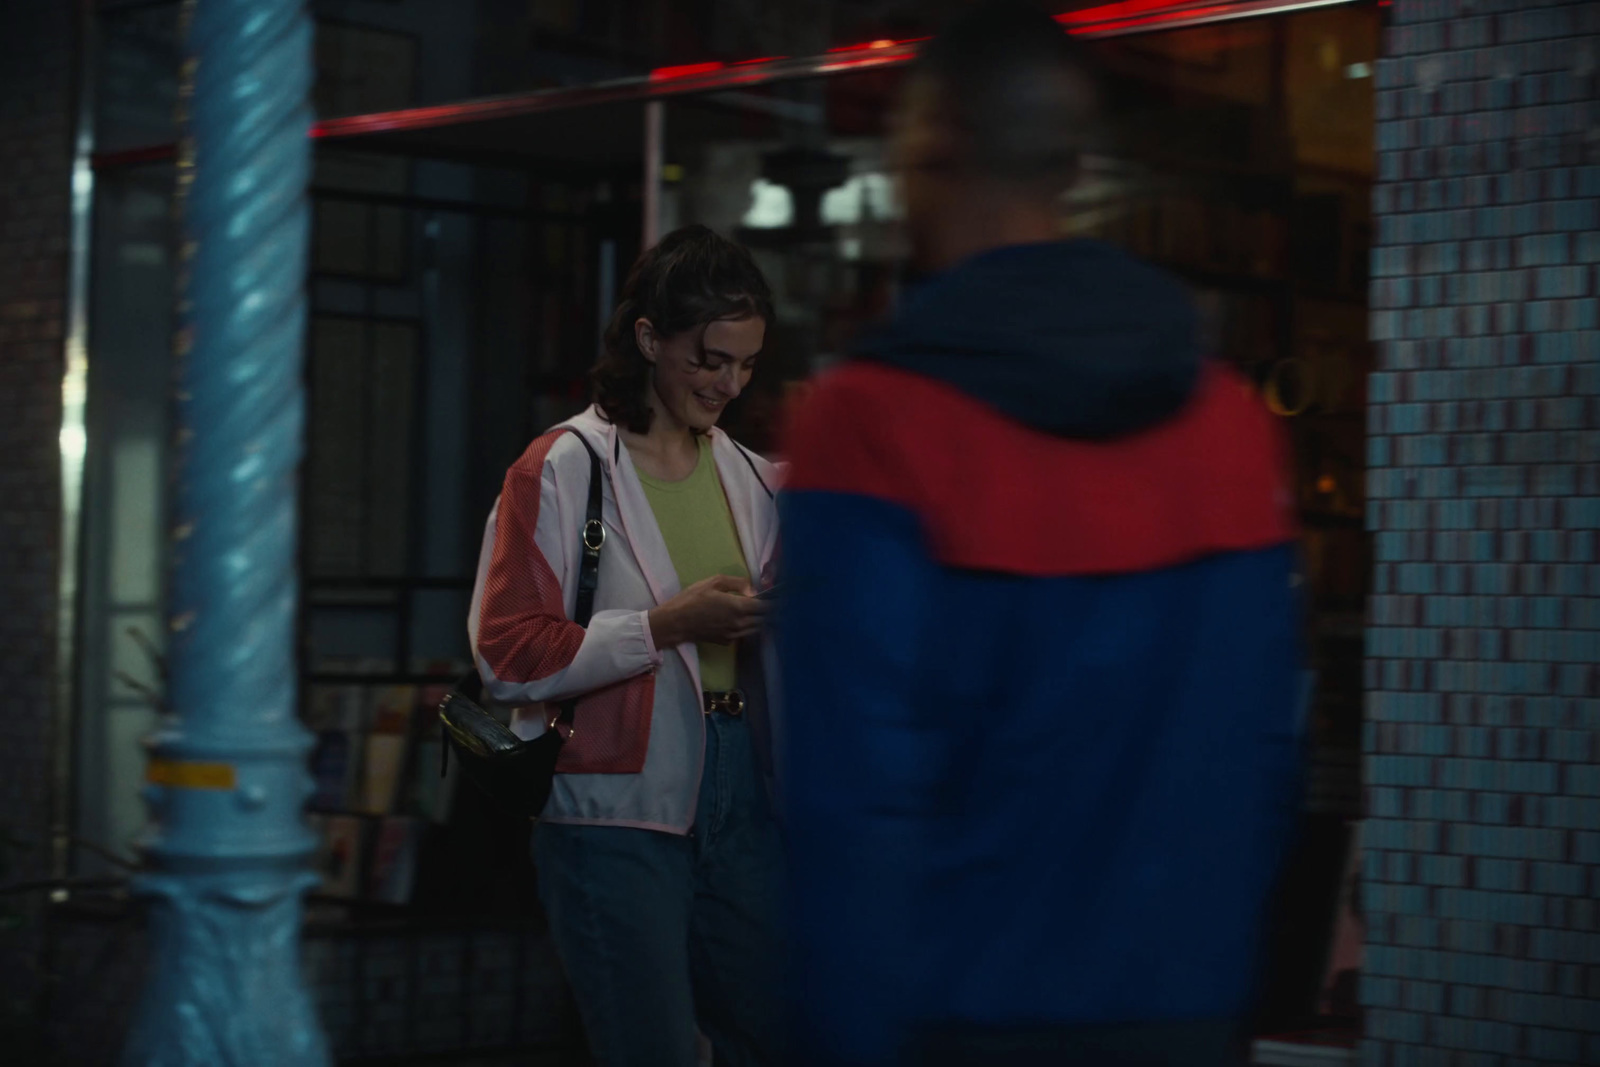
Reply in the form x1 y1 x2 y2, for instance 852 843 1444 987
776 487 947 1067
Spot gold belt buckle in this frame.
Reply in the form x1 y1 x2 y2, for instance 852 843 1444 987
705 690 745 717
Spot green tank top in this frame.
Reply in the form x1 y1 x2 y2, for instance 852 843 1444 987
636 436 750 692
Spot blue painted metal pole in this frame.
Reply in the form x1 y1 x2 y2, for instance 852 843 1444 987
119 0 329 1063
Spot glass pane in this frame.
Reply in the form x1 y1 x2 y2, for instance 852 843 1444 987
300 0 1035 120
307 315 369 577
313 19 420 118
656 10 1376 1033
662 6 1377 690
306 606 400 674
96 1 181 153
664 74 903 454
300 149 605 697
409 589 472 674
76 161 177 867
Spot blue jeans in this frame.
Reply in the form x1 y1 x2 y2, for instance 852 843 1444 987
534 711 786 1067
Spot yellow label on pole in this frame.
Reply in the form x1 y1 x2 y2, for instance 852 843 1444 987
146 760 237 791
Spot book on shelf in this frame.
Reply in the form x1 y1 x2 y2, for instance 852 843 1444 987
306 683 365 732
369 684 416 734
359 685 416 815
307 683 367 810
360 733 410 815
411 736 449 823
369 815 423 905
311 813 367 899
309 727 360 812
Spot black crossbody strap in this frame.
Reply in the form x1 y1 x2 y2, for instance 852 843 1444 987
569 430 605 627
732 441 773 499
555 429 606 728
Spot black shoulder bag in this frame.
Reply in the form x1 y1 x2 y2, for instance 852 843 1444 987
437 430 606 818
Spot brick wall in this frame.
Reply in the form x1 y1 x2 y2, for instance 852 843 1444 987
1364 1 1600 1063
0 0 73 1046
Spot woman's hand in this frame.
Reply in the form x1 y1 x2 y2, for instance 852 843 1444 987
648 575 771 649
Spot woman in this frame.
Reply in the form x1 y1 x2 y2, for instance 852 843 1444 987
467 225 784 1067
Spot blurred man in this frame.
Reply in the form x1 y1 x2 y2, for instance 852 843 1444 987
777 5 1304 1065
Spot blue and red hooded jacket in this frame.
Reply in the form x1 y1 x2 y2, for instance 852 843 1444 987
777 240 1305 1066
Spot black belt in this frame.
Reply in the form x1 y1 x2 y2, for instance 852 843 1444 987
703 690 745 717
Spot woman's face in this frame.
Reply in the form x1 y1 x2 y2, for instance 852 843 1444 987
638 314 766 434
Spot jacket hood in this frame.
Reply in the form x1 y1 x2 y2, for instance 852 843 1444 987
852 240 1202 439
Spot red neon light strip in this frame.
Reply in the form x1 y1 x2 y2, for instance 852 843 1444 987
1069 2 1243 34
98 0 1355 168
650 61 725 81
307 99 524 137
826 37 917 54
1056 0 1210 26
817 56 898 74
654 38 913 80
648 0 1301 82
663 0 1231 77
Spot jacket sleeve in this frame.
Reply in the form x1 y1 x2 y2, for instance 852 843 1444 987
469 445 660 706
777 390 949 1066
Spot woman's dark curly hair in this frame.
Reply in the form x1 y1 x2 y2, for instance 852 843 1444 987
593 225 775 435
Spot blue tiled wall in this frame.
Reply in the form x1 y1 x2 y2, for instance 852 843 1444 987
1362 1 1600 1062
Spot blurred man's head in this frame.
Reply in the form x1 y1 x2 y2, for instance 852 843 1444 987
891 2 1102 272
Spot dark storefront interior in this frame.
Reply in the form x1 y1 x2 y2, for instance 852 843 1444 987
64 1 1378 1061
